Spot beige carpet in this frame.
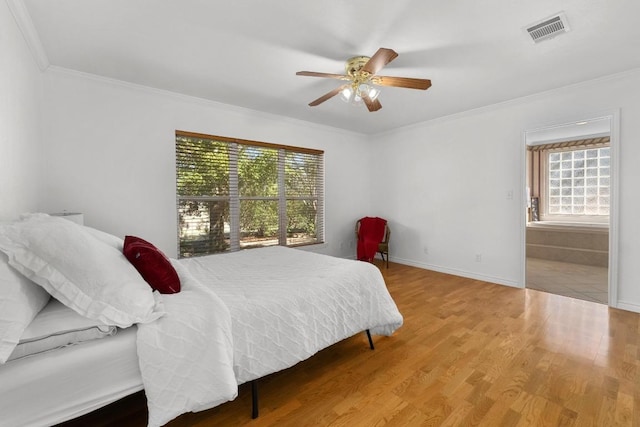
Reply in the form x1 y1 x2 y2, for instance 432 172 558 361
526 257 608 304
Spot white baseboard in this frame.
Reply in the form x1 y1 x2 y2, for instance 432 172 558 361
615 301 640 314
389 256 521 288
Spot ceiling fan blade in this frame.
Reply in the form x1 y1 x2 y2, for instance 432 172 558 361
308 84 348 106
296 71 349 80
362 48 398 75
362 94 382 112
371 75 432 90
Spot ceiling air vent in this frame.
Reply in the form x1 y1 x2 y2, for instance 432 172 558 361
526 12 570 43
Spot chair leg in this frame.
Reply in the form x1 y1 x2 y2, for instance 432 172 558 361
380 251 388 268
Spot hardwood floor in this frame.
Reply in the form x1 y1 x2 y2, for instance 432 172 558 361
59 261 640 426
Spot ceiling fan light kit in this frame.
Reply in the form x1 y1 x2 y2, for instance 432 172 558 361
296 48 431 112
340 83 380 105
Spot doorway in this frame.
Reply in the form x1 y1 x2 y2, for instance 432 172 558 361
523 113 619 306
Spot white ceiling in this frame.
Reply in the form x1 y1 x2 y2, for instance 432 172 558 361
526 116 611 146
20 0 640 134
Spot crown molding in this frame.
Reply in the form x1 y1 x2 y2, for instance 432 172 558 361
6 0 49 70
374 66 640 138
45 65 366 140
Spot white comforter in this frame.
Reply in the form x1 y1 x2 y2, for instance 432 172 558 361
137 247 403 426
135 262 237 427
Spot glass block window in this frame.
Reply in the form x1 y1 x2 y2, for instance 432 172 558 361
547 147 610 216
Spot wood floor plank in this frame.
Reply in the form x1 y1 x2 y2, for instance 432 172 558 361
57 261 640 426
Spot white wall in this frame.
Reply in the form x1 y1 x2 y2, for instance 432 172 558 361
369 110 522 286
40 68 371 258
0 1 42 220
369 69 640 311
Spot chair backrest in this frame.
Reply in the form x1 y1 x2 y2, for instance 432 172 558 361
355 219 390 243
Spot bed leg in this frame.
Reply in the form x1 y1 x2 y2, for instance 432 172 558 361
366 329 375 350
251 380 259 419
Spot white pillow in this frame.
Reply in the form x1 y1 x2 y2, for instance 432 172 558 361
0 214 164 328
7 299 117 362
83 225 124 250
0 252 50 364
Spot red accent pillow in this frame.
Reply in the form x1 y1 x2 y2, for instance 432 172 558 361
123 236 181 294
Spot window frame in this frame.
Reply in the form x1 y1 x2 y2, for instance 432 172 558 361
176 130 325 257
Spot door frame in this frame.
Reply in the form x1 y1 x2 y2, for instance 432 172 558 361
520 109 620 307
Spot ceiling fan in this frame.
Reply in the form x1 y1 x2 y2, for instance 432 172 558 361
296 48 431 112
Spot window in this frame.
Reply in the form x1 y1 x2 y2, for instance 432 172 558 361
176 131 324 257
527 136 610 222
547 147 610 216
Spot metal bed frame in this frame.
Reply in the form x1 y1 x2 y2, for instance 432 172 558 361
249 329 375 418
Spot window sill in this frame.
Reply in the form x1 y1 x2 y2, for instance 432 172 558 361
290 241 327 251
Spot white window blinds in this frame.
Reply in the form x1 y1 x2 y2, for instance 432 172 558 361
176 131 324 257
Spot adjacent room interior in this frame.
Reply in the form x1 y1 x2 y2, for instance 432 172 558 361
524 117 612 305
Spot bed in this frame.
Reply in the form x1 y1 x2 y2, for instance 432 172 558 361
0 214 403 427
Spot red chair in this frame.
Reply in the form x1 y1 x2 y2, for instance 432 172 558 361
355 217 390 268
